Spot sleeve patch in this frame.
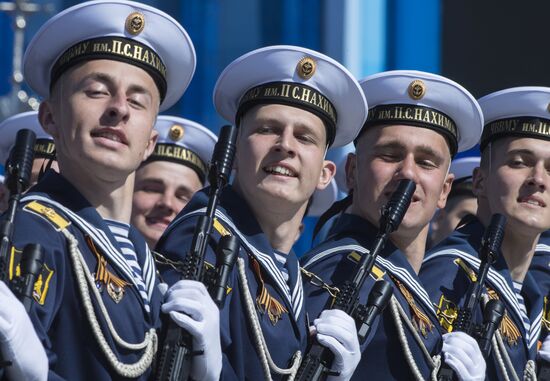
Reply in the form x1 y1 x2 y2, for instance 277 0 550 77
33 264 54 305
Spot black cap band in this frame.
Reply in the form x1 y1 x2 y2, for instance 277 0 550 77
34 139 56 160
480 116 550 151
143 143 207 184
51 37 167 102
355 104 458 155
236 81 337 147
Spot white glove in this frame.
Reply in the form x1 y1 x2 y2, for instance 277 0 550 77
0 281 48 381
539 334 550 362
313 309 361 381
442 331 486 381
161 280 221 381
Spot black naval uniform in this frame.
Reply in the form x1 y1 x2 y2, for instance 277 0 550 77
421 217 543 380
301 213 442 381
4 170 162 380
156 185 307 380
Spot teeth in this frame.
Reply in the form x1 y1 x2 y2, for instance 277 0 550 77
265 165 295 177
526 199 541 206
96 132 121 142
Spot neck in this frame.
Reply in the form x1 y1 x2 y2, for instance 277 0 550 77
60 165 135 223
236 191 304 254
390 224 429 274
477 210 538 283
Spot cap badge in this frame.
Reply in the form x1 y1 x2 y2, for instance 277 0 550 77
169 124 185 141
125 12 145 35
408 80 426 100
297 57 316 80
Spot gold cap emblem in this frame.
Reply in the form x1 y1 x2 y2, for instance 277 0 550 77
169 124 184 141
297 57 316 80
125 12 145 35
408 80 426 100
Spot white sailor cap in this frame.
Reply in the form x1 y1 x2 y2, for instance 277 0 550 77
450 156 480 183
0 111 55 165
23 0 195 111
478 87 550 151
213 45 368 147
144 115 217 184
307 179 338 217
358 70 484 155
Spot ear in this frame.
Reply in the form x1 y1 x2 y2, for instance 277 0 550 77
316 160 336 190
472 166 485 197
345 153 356 191
38 101 59 138
436 172 455 209
142 128 158 161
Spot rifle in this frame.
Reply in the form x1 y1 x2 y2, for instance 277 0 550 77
154 125 238 381
0 129 36 283
438 213 506 381
0 129 37 375
295 179 416 381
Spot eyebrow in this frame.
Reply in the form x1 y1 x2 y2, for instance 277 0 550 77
376 140 447 163
507 148 536 156
77 71 153 98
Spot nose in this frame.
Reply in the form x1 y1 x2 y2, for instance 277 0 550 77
274 128 297 157
104 92 130 124
527 162 547 191
394 154 419 183
156 190 176 214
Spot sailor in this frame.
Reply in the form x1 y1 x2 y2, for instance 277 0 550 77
131 115 217 248
428 156 480 249
156 45 368 380
0 111 58 188
301 70 486 380
422 87 550 379
3 1 221 379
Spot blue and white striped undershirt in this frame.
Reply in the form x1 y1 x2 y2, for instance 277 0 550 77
273 251 289 284
105 219 150 313
512 281 530 342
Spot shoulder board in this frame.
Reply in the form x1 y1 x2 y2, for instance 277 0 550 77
23 201 71 231
213 217 231 237
346 251 385 280
453 258 477 282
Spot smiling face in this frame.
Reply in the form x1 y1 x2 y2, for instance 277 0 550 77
233 103 335 215
348 124 454 237
474 137 550 235
131 160 203 247
38 59 159 182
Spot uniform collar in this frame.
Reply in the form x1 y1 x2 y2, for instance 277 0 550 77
173 185 306 326
329 213 437 319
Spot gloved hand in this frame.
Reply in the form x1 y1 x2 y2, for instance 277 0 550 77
442 331 486 381
161 280 221 381
0 281 48 381
539 334 550 362
313 309 361 381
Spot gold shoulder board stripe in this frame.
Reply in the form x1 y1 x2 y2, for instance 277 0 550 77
345 251 385 280
371 265 385 280
24 201 70 230
213 218 231 237
453 258 477 282
347 251 361 263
